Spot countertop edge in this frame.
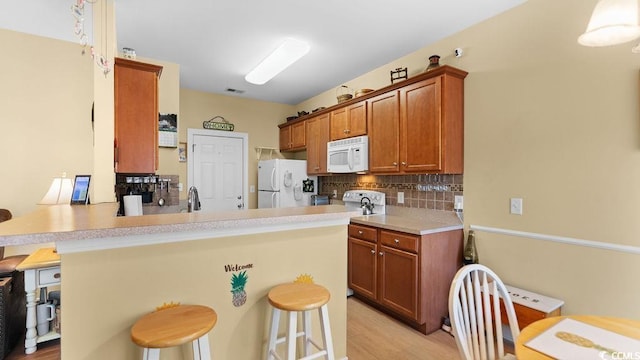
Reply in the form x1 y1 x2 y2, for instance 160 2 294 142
56 215 352 254
0 204 359 251
349 215 463 235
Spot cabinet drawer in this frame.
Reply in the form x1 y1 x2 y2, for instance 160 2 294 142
38 266 61 287
349 224 377 242
380 231 419 253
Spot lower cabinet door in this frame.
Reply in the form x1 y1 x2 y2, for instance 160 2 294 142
379 245 419 321
348 237 377 301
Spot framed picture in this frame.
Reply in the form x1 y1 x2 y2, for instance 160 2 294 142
159 114 178 148
178 142 187 162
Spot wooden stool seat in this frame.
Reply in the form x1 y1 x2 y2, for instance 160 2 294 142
268 283 330 312
131 305 217 360
267 283 334 360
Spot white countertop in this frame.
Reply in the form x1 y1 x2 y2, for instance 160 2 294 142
349 206 463 235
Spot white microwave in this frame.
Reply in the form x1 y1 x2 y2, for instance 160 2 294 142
327 135 369 173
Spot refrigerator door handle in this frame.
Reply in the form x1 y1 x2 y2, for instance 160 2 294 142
270 167 277 191
271 192 277 208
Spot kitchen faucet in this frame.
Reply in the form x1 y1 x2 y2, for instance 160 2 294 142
187 186 201 212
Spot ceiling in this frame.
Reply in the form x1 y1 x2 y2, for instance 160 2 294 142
1 0 526 105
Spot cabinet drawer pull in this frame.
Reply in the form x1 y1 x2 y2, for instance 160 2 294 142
394 239 400 244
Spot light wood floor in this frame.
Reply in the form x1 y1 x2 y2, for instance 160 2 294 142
347 297 460 360
5 297 461 360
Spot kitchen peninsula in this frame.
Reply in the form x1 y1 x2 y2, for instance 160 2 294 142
0 204 356 359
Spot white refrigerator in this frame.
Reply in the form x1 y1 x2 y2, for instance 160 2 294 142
258 159 318 208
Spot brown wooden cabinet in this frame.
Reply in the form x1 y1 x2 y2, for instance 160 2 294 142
279 120 306 151
330 100 367 140
114 58 162 174
368 66 467 174
367 91 400 173
348 223 463 334
305 113 330 175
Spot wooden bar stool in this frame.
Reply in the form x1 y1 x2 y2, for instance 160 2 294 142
266 282 335 360
131 304 217 360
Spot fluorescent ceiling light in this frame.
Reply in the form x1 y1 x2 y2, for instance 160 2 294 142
245 38 310 85
578 0 640 46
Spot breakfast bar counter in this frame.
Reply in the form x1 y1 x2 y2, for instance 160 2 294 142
0 204 356 359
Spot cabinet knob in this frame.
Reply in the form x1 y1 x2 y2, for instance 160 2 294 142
401 162 407 166
379 252 383 256
343 129 348 134
358 230 363 235
370 249 375 254
393 162 398 166
394 239 400 244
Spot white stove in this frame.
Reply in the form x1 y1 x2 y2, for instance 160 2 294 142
343 190 386 215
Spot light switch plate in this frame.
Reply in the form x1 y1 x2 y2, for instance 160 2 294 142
510 198 523 215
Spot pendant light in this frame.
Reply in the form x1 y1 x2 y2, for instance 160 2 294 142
578 0 640 47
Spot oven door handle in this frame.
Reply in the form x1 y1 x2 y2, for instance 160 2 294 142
348 146 354 170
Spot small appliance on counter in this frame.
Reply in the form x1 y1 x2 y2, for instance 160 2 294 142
342 190 386 215
310 195 330 206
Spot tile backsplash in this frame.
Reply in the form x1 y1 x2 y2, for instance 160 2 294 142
319 174 463 211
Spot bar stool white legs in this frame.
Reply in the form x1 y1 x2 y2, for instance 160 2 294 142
266 283 334 360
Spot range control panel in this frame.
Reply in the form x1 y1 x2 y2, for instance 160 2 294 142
343 190 386 214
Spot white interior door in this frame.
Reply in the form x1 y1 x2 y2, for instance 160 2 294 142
188 129 248 212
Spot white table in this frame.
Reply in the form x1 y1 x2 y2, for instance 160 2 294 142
16 247 61 354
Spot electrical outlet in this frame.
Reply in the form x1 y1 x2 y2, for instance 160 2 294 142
397 192 404 204
454 195 463 210
510 198 523 215
332 189 338 198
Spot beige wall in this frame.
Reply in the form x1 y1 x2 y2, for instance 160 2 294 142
178 89 294 209
0 29 93 219
60 226 347 360
301 0 640 317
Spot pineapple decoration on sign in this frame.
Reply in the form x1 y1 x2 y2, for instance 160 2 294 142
230 271 248 307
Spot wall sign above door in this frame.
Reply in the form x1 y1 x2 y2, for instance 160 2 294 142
203 115 235 131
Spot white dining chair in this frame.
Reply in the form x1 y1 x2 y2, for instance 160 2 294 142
448 264 520 360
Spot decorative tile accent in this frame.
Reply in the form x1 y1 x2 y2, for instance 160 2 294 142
319 174 463 211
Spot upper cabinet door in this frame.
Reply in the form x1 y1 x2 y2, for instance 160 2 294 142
400 77 442 173
306 113 330 175
330 100 367 140
367 91 400 173
114 58 162 174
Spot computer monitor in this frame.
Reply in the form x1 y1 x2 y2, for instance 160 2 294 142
70 175 91 205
